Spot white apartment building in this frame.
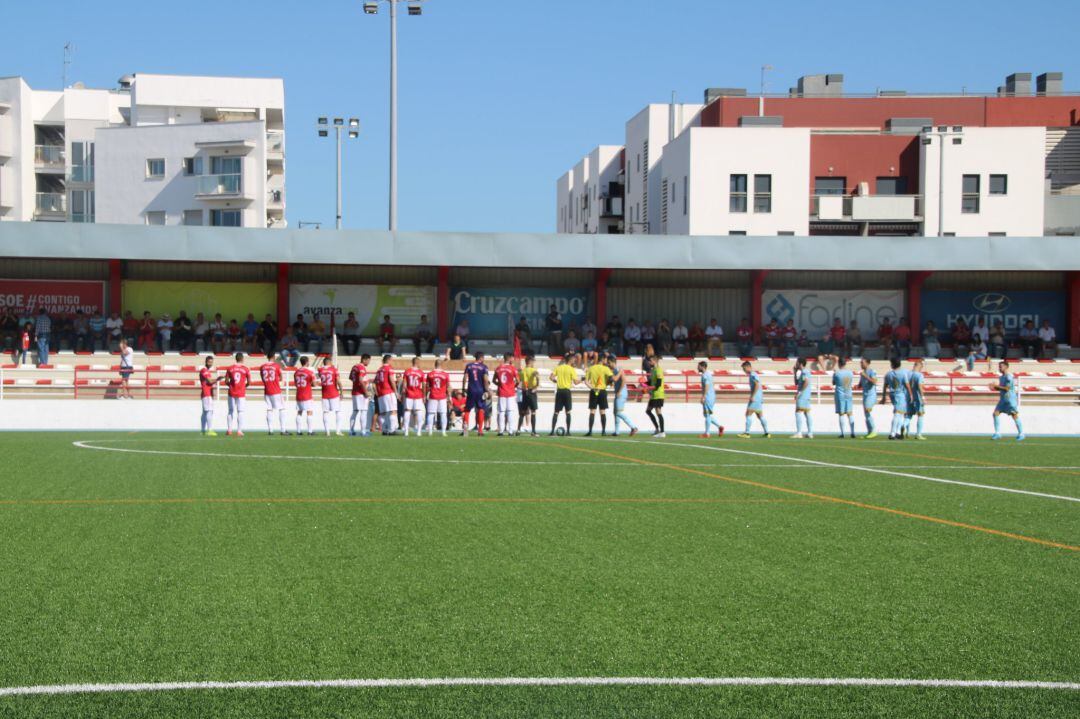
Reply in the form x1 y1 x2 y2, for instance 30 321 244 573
0 73 285 228
623 103 702 234
557 145 624 234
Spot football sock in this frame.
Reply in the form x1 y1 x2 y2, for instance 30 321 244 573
476 410 485 432
1015 417 1024 435
993 414 1001 434
647 409 659 431
600 415 607 434
306 414 313 434
588 415 595 433
351 410 359 433
865 412 874 434
917 416 924 435
758 416 767 433
296 413 303 434
794 413 803 434
266 410 274 433
463 411 471 431
838 416 845 436
745 416 753 433
805 413 813 435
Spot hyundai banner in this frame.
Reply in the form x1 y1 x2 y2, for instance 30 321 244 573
920 290 1065 338
761 289 905 337
0 279 106 315
290 285 436 335
451 287 589 339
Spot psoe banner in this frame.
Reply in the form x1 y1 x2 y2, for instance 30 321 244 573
290 285 436 335
920 290 1065 338
0 279 106 315
762 289 904 336
450 287 589 339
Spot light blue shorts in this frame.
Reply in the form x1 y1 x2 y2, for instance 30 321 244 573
863 390 877 410
703 399 715 415
747 398 764 413
796 396 812 411
995 399 1018 415
834 396 853 414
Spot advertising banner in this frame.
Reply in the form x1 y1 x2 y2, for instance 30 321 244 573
290 285 436 335
122 281 276 322
0 279 106 315
762 289 905 337
450 287 589 339
920 290 1065 338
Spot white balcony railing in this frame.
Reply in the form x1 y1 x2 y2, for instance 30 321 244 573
34 145 65 168
69 165 94 183
34 192 66 215
266 131 284 155
810 195 923 222
196 173 242 196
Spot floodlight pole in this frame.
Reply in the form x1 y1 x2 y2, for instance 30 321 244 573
389 0 398 233
336 124 343 230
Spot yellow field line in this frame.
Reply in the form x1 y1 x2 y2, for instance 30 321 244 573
538 442 1080 553
831 445 1080 478
0 497 820 508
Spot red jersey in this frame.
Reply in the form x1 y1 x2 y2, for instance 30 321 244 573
349 364 368 396
781 326 797 340
225 364 251 398
764 324 780 339
426 369 450 400
294 367 316 402
259 362 283 396
494 364 519 398
374 365 396 397
830 325 846 341
199 367 217 398
318 365 341 399
403 367 425 400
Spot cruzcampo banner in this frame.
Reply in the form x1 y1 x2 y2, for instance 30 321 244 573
289 284 436 335
450 287 590 339
122 281 276 322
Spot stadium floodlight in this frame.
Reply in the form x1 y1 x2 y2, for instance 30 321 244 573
333 117 344 126
408 3 422 15
317 117 328 125
316 114 361 230
318 129 329 137
363 2 379 13
349 118 360 128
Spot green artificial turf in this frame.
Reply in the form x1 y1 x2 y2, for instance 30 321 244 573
0 432 1077 718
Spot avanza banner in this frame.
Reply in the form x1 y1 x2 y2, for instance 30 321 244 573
451 287 589 339
290 284 436 335
0 279 106 315
762 289 905 336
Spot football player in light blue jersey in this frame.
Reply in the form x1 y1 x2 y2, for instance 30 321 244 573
831 357 855 439
991 360 1025 440
607 355 638 438
906 358 928 440
698 361 725 438
882 357 910 440
858 358 878 439
791 357 814 439
737 361 770 438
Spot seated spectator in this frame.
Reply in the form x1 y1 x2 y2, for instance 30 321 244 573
688 322 706 357
209 313 227 353
241 313 259 353
966 336 988 371
307 314 327 353
106 312 124 351
121 311 139 347
655 319 672 356
817 331 835 356
894 317 912 360
445 333 467 361
781 319 797 358
258 314 278 354
845 320 863 358
623 319 642 356
951 319 971 359
455 319 471 346
173 311 193 352
671 320 689 356
89 311 107 352
1038 320 1057 359
192 313 209 353
137 311 157 351
72 310 90 352
413 314 435 355
279 327 300 366
972 317 989 345
227 319 242 352
340 312 361 356
604 315 625 354
563 330 581 355
734 318 753 358
581 331 599 365
600 330 619 356
705 319 724 357
53 314 71 352
829 319 846 357
762 318 781 358
923 320 941 358
449 390 466 428
377 315 396 354
157 313 174 351
291 314 309 349
988 320 1007 360
0 308 18 352
640 321 656 353
797 330 813 348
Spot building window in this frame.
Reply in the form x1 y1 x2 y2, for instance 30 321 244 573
210 209 242 227
183 157 203 176
961 174 980 213
145 211 166 226
183 210 204 226
729 174 747 213
70 190 95 223
71 142 94 183
876 176 907 195
989 174 1008 195
636 154 641 173
989 232 1007 236
729 230 747 235
778 231 795 236
753 174 772 213
146 158 165 179
814 177 846 196
683 176 688 216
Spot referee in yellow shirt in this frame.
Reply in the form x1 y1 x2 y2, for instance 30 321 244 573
584 356 614 436
549 354 580 436
517 355 540 436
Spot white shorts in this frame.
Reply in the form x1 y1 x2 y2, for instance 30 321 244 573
201 396 213 412
297 399 314 413
264 393 284 410
497 396 517 413
377 394 398 414
352 395 369 412
405 397 425 412
227 396 245 413
427 398 447 414
321 396 341 412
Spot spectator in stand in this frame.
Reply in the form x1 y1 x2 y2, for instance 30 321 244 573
258 314 278 354
671 320 689 356
563 329 581 356
894 317 912 360
120 310 139 347
192 313 209 353
241 313 259 353
967 335 988 371
923 320 941 358
605 315 625 352
641 321 656 354
455 319 471 347
655 319 673 356
798 329 813 349
951 319 972 359
544 304 564 355
34 307 52 366
581 331 599 366
157 313 174 351
688 322 706 357
377 314 397 355
845 320 863 358
54 314 72 352
413 314 435 355
16 322 32 365
579 317 596 342
763 318 781 358
339 311 361 356
817 329 835 357
877 317 894 358
515 317 532 352
210 313 227 353
117 339 135 400
137 311 157 351
279 327 300 366
307 314 327 353
988 320 1007 360
291 314 309 349
735 318 753 358
173 311 193 352
623 319 642 356
600 330 619 356
106 312 123 351
971 317 989 345
0 309 17 352
1038 320 1057 359
227 319 242 352
781 319 797 358
445 333 467 361
705 318 724 357
72 310 90 351
89 310 107 351
828 318 846 357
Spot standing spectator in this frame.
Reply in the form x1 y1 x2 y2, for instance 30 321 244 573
258 313 278 354
829 319 846 356
845 320 863 358
605 315 624 354
445 333 467 361
193 313 210 353
279 327 300 366
89 310 107 351
735 318 753 358
514 316 532 352
688 322 706 357
72 310 90 351
623 319 642 355
671 320 689 356
16 323 32 365
544 304 563 355
291 314 309 349
377 315 397 354
641 321 656 354
876 317 894 358
988 320 1007 360
781 319 797 358
227 319 242 352
210 313 227 353
655 319 673 356
971 317 990 345
241 313 259 353
173 311 193 352
0 308 18 352
763 318 781 358
117 339 135 400
894 317 912 360
137 311 156 351
33 308 52 366
157 313 174 351
106 312 124 351
413 313 435 355
1037 320 1057 359
923 320 941 358
705 319 724 357
121 311 139 346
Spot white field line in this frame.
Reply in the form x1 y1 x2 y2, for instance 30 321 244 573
650 442 1080 503
1 675 1077 697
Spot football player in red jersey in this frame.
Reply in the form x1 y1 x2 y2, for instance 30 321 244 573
493 353 520 436
374 354 398 434
224 352 251 437
260 351 288 435
402 356 427 437
349 353 372 437
198 355 222 436
293 355 317 436
319 356 343 436
425 358 450 436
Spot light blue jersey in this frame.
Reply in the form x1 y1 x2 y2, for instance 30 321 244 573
832 368 854 414
995 373 1018 414
907 371 925 416
701 372 716 413
747 371 764 412
860 367 878 409
613 366 629 410
795 368 812 410
885 368 909 413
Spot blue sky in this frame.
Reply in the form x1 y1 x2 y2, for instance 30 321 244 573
3 0 1079 233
